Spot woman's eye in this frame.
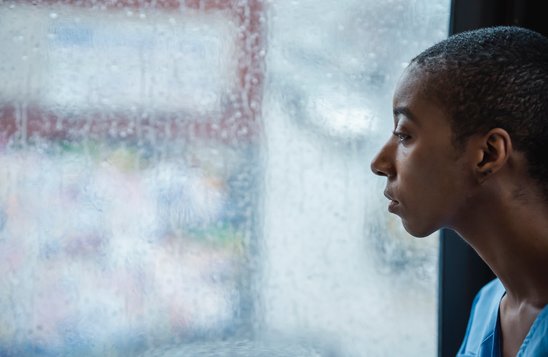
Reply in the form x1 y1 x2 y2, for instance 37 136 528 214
392 131 411 142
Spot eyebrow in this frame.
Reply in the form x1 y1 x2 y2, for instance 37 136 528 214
393 106 418 124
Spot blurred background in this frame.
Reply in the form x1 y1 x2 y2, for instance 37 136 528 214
0 1 449 356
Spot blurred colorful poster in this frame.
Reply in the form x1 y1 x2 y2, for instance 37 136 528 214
0 2 260 356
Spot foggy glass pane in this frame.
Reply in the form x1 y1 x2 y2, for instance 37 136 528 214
0 0 449 356
263 0 449 356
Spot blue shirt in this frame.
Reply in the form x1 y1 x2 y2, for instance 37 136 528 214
457 278 548 357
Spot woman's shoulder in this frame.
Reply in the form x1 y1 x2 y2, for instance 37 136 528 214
476 278 505 303
457 278 505 357
468 278 505 325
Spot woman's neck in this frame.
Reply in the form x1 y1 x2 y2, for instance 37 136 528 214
454 185 548 308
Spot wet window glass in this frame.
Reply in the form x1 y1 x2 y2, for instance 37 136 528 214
0 0 449 356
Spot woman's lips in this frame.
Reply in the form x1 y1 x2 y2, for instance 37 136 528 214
388 199 399 213
384 191 399 212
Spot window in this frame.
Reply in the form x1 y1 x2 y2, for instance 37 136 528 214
0 1 449 355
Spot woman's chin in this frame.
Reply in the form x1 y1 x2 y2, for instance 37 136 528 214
401 219 437 238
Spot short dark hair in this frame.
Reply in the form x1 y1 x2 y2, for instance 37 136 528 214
410 26 548 197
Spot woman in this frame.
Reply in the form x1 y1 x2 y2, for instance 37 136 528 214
370 26 548 356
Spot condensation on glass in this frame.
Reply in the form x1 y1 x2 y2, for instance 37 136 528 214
0 0 449 356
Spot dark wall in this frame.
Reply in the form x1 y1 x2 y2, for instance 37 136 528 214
450 0 548 36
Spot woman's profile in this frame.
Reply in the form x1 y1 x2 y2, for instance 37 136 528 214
370 26 548 356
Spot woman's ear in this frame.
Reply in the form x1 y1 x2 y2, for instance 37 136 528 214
474 128 512 182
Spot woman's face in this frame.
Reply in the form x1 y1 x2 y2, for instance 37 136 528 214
370 65 475 237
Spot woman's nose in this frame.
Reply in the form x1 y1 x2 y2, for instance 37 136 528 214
370 143 393 178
